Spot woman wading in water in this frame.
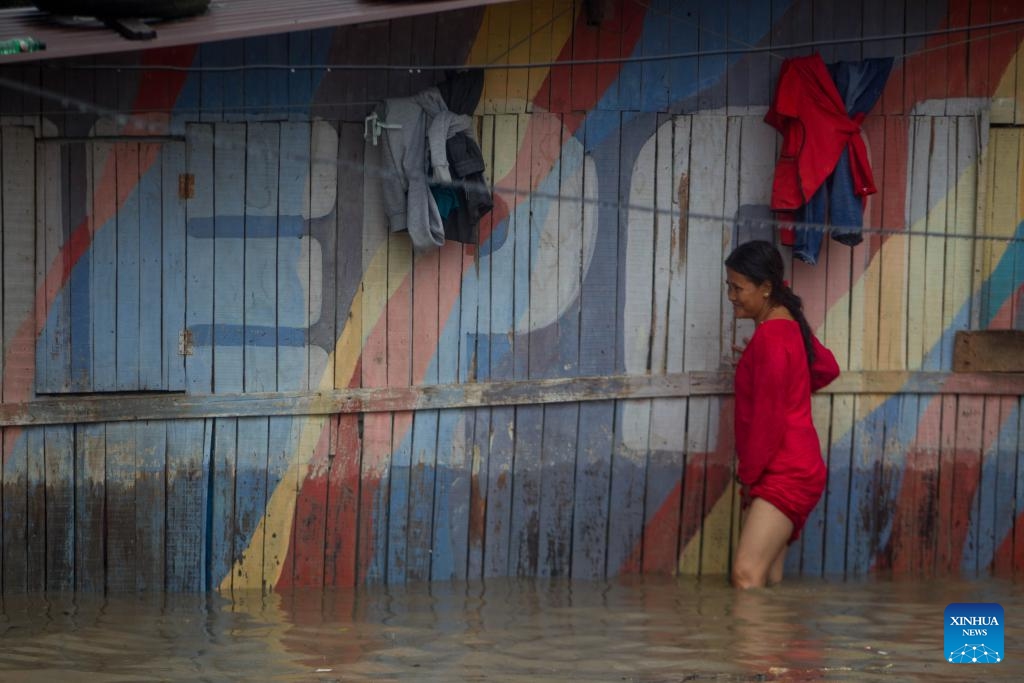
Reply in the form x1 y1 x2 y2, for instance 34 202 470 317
725 241 839 589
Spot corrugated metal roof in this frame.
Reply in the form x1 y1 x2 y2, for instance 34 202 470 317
0 0 511 64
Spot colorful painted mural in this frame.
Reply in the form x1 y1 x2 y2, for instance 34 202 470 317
0 0 1023 593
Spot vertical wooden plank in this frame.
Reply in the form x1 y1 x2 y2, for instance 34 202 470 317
905 117 930 371
387 17 414 98
978 397 1002 576
572 109 619 579
209 418 237 591
942 118 974 367
37 141 70 393
25 427 45 592
358 139 390 584
114 140 141 390
43 425 74 591
571 7 598 111
162 142 187 391
667 1 698 110
408 249 441 582
75 423 105 592
92 126 117 389
548 0 574 114
642 114 685 575
485 4 510 113
222 417 263 591
385 236 413 585
506 1 530 111
484 114 519 577
697 4 727 111
1012 399 1024 576
262 416 295 591
166 419 210 592
287 32 311 122
936 395 958 573
909 398 941 576
2 127 35 403
185 124 214 394
537 115 580 578
877 117 909 370
308 120 338 388
874 396 909 573
609 112 657 576
244 122 280 393
798 395 834 577
334 122 364 391
2 430 27 591
527 0 553 112
277 121 311 392
845 397 886 576
510 404 543 576
945 0 970 112
510 110 543 576
683 116 728 577
289 415 329 587
857 116 884 372
324 123 364 587
105 422 136 592
956 396 984 575
989 0 1016 124
213 123 246 394
465 121 491 579
641 0 670 112
135 421 166 592
325 414 361 588
139 142 164 389
244 35 270 120
823 395 854 575
923 118 950 371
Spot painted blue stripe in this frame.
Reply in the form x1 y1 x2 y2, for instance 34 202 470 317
186 214 306 239
69 252 92 390
190 324 307 347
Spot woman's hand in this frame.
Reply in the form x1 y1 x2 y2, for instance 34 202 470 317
727 336 749 367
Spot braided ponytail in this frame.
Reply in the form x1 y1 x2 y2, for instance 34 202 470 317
724 240 816 368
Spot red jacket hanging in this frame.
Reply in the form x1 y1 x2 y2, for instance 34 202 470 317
765 54 877 211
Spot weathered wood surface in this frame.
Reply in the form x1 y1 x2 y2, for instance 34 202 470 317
1 1 1024 593
1 372 1022 427
954 330 1024 372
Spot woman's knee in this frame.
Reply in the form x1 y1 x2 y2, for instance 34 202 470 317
731 557 768 589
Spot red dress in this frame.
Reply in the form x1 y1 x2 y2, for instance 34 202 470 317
734 319 840 541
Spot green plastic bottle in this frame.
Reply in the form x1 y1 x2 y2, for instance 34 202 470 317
0 37 46 55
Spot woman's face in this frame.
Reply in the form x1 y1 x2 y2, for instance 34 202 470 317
725 267 771 321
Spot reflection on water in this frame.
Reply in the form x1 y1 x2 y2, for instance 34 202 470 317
0 577 1021 681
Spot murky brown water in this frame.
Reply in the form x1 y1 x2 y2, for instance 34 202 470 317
0 576 1021 681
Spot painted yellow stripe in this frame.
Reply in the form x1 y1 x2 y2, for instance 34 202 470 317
678 480 737 575
467 0 578 115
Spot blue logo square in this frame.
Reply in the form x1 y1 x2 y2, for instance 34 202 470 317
945 603 1004 664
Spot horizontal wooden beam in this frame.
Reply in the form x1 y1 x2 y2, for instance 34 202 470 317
2 371 1021 427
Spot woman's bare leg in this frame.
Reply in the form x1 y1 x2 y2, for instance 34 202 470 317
767 545 787 586
732 498 793 589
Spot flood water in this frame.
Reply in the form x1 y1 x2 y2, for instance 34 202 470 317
0 576 1021 681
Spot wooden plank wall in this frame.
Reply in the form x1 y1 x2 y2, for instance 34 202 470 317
0 0 1023 593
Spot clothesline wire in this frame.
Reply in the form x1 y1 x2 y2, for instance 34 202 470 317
51 15 1024 73
1 68 1023 247
2 80 1024 245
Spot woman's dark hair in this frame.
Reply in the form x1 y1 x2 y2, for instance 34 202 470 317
724 240 815 367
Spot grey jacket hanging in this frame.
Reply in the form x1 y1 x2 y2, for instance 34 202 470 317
378 87 451 252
